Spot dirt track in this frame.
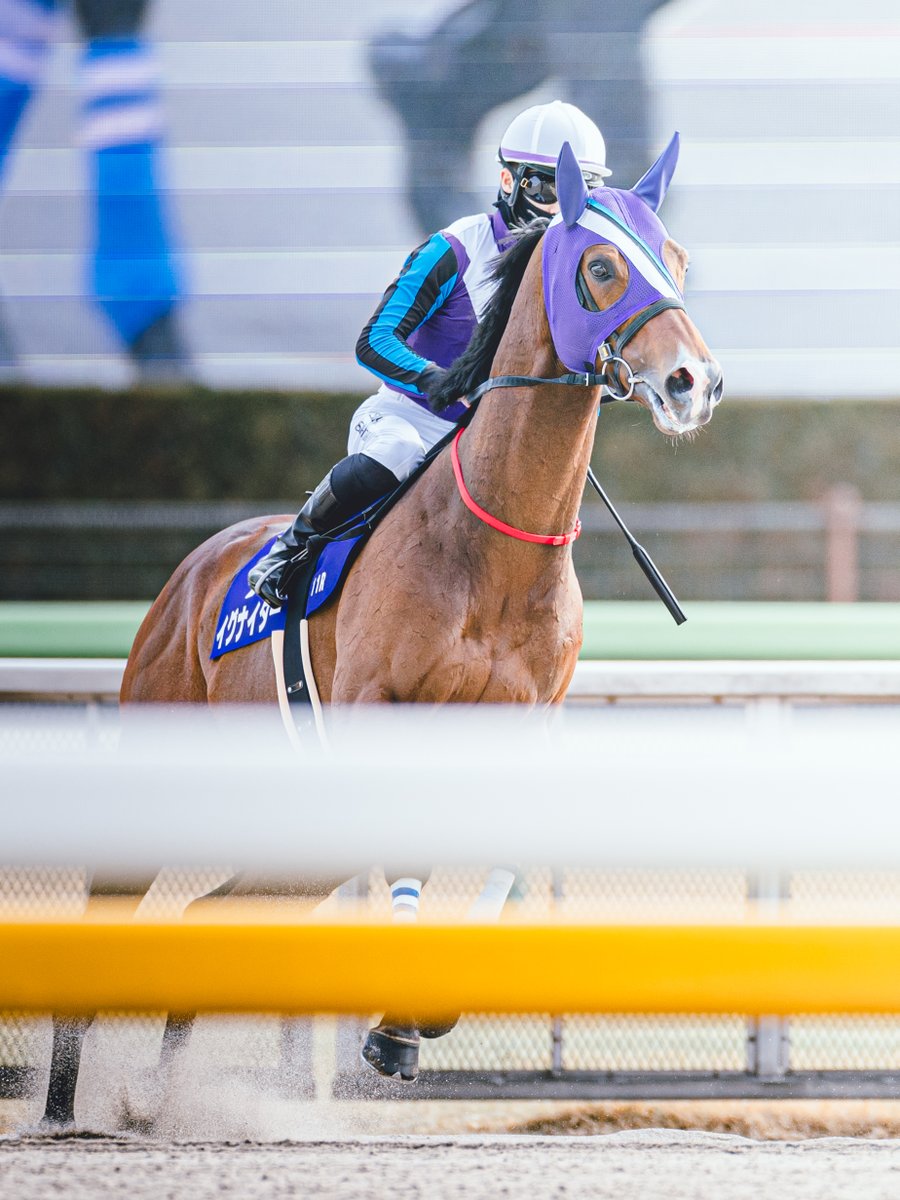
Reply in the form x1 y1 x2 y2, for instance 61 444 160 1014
3 1132 900 1200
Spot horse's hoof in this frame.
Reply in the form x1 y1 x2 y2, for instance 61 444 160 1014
120 1070 167 1136
31 1116 78 1136
361 1027 420 1081
418 1014 460 1039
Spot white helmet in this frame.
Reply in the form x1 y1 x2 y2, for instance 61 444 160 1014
498 100 611 184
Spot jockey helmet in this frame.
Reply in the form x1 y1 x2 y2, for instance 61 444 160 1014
497 100 611 225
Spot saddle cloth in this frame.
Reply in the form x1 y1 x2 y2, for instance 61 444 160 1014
210 531 364 661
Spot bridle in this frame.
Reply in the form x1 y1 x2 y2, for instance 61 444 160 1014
452 295 686 549
462 296 684 408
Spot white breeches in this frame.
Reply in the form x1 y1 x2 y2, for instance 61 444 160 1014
347 386 454 481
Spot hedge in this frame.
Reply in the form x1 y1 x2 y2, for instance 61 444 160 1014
3 384 899 503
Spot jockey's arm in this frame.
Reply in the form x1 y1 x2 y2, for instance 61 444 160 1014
356 232 460 400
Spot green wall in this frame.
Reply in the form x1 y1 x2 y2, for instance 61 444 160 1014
3 601 899 661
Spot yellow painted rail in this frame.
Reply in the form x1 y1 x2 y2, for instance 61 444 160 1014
4 904 900 1016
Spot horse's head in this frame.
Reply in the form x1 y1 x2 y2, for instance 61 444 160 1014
543 136 723 436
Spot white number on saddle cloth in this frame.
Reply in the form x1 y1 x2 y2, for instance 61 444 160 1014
310 570 327 598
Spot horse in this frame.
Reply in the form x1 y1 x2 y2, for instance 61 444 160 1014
35 136 722 1129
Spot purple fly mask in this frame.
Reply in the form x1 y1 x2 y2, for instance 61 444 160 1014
543 135 684 373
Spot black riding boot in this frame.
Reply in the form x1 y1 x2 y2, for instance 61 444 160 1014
249 453 398 608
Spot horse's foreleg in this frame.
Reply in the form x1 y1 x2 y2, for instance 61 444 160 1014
41 1016 94 1129
417 866 518 1040
361 870 429 1082
154 875 241 1074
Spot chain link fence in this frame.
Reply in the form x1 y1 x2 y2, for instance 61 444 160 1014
4 707 900 1101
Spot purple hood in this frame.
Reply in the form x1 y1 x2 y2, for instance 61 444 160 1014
542 136 684 373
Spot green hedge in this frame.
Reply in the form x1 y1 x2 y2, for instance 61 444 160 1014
0 385 361 502
3 384 900 502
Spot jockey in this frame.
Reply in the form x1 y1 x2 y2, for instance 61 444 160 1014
250 100 611 608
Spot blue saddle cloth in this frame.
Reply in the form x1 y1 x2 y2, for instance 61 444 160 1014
210 531 364 661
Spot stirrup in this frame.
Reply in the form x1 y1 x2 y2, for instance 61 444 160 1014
275 543 314 600
249 560 289 607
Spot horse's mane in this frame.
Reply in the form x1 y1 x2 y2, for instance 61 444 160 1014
429 219 548 412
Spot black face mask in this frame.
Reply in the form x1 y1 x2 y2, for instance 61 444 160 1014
497 161 559 227
514 191 554 223
494 190 548 228
497 159 603 227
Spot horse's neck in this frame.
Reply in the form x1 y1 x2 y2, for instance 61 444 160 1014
460 254 599 541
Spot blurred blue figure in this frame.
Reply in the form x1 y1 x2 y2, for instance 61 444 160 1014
0 0 187 379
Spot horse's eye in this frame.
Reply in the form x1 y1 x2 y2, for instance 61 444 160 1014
589 261 611 281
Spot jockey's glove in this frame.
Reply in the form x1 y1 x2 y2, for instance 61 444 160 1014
416 363 451 411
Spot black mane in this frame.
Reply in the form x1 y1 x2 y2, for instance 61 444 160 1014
429 219 547 412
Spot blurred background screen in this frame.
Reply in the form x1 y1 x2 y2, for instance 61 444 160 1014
0 0 896 395
1 0 900 609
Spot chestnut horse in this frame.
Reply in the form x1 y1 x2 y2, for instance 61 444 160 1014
37 137 722 1128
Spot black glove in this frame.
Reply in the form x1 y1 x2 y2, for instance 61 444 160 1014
416 363 451 412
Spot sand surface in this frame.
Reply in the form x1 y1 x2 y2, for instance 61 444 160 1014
3 1131 900 1200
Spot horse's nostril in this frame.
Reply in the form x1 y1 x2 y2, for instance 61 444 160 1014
666 367 694 400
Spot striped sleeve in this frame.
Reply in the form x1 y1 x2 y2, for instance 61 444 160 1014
356 232 460 392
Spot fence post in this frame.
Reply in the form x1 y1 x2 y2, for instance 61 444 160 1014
551 868 565 1075
746 870 791 1080
824 484 862 602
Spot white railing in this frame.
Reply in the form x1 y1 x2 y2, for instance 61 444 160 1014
1 705 899 875
4 656 900 710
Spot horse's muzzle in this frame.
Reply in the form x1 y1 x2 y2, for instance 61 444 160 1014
638 355 724 435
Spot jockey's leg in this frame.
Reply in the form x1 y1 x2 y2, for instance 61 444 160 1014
249 406 427 608
74 0 188 380
249 452 400 608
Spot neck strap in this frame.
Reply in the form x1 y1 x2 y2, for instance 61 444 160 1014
450 428 581 547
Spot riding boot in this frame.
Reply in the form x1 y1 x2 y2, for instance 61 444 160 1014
249 453 398 608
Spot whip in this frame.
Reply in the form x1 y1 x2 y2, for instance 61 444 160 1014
586 467 686 625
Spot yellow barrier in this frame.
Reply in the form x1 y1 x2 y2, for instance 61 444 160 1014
3 902 900 1016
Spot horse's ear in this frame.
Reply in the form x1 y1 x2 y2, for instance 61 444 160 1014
631 132 680 212
556 140 588 228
